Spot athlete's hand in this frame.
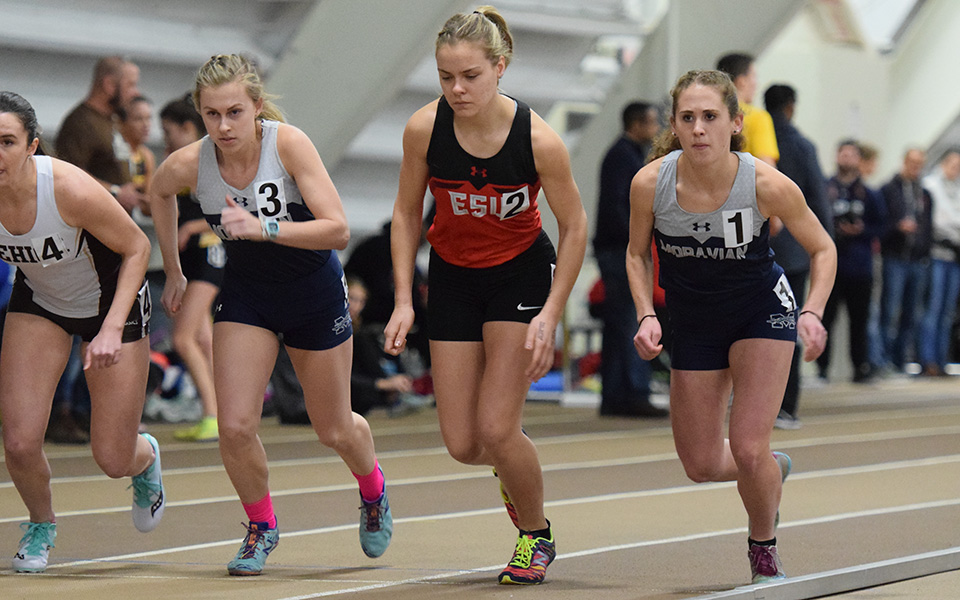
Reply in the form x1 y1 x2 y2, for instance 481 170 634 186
221 195 261 240
162 271 188 315
384 305 415 356
798 311 827 361
524 314 556 382
84 328 123 370
633 316 663 360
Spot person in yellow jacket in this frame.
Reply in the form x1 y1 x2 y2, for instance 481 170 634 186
717 53 779 167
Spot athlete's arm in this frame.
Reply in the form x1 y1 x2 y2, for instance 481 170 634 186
268 123 350 250
756 161 837 360
529 112 588 381
53 159 150 369
148 142 201 315
384 103 436 356
626 159 664 360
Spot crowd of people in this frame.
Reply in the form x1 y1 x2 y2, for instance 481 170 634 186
0 2 957 591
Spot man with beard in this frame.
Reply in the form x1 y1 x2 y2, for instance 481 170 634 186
56 56 143 214
48 56 144 444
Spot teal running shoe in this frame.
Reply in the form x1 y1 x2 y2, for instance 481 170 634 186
227 521 279 576
130 433 164 533
359 487 393 558
12 522 56 573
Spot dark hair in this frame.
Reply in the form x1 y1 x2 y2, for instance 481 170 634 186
0 91 40 144
837 138 861 153
651 70 745 159
160 93 206 135
716 53 754 80
763 84 796 114
621 101 655 130
117 95 152 122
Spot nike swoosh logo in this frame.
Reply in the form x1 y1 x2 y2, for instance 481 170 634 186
517 303 543 311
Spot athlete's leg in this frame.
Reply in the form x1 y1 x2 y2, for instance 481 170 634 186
669 368 738 483
0 314 72 523
172 280 219 419
213 322 279 504
430 339 489 466
287 339 376 475
475 321 547 532
727 337 793 541
84 336 153 478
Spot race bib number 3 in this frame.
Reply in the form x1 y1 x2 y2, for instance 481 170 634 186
255 179 288 221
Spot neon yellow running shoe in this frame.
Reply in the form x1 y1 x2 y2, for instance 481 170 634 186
174 416 218 442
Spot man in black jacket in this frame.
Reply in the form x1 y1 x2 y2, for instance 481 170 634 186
764 84 832 428
879 149 933 372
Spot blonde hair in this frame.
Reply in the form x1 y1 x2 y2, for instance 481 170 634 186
192 54 284 123
651 69 745 159
436 5 514 67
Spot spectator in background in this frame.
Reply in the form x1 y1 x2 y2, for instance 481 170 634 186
716 53 778 167
817 140 886 383
49 56 143 443
918 149 960 376
56 56 143 212
858 143 880 181
593 101 667 418
878 149 932 374
764 83 832 428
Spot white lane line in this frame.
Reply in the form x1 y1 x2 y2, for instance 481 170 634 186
2 448 958 525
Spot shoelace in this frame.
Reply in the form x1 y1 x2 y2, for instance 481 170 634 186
19 523 54 554
750 546 778 576
508 535 535 568
128 469 161 508
361 501 382 532
238 524 266 560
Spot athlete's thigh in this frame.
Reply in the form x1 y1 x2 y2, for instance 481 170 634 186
476 321 533 428
431 339 485 443
727 337 793 443
213 321 279 427
84 336 150 448
669 368 732 459
174 280 219 338
286 338 353 428
0 312 73 439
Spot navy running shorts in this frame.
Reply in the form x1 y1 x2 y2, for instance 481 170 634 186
666 272 798 370
214 251 351 351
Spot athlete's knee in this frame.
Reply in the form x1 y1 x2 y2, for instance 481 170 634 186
171 327 198 357
217 416 258 449
445 438 485 465
729 439 770 474
680 453 725 483
3 433 44 468
92 443 137 479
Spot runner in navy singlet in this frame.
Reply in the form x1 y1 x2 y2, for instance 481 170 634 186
625 71 836 584
148 55 392 576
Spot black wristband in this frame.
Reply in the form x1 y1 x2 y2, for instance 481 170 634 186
638 314 658 327
799 310 822 322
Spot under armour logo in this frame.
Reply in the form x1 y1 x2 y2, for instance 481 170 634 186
766 313 797 330
232 196 250 207
471 166 487 178
692 222 711 232
332 315 351 335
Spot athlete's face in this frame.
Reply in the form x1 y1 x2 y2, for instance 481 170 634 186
436 41 505 117
0 112 39 189
198 80 262 153
670 84 741 162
